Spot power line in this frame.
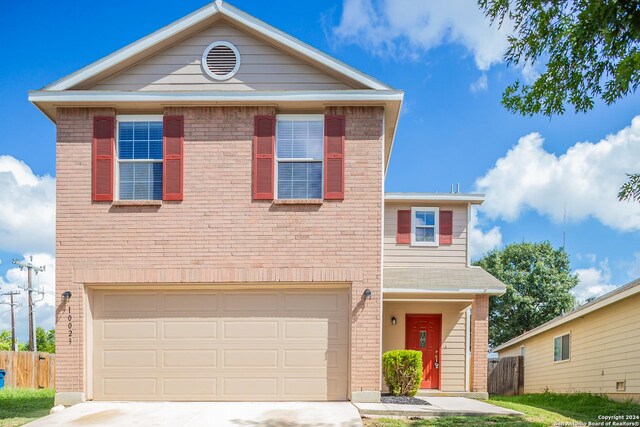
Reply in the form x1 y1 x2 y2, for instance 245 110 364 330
11 256 45 352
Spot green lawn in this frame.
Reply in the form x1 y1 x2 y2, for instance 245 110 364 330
0 389 54 427
363 393 640 427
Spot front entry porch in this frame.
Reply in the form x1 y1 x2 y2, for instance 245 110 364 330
381 266 506 398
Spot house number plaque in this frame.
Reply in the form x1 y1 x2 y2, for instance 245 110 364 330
68 307 73 345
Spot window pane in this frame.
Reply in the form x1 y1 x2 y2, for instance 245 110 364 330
119 162 162 200
119 121 163 160
415 227 435 243
562 335 570 360
554 337 561 361
415 210 435 226
277 162 322 199
277 120 323 159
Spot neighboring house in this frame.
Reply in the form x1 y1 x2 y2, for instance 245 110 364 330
495 278 640 403
29 1 504 405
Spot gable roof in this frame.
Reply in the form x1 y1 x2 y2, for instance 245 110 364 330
42 1 392 92
494 277 640 352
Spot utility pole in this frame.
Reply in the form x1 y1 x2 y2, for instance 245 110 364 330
0 292 21 351
12 256 45 352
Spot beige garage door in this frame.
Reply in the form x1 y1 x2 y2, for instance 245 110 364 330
91 288 349 401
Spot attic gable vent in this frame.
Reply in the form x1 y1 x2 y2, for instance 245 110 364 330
202 41 241 81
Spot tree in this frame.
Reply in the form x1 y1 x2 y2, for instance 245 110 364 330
35 327 55 354
479 0 640 199
619 173 640 202
0 330 13 351
474 241 578 348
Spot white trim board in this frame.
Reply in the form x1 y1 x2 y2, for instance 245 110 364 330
41 2 392 92
29 90 404 103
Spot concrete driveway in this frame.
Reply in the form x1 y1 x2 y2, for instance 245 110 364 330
25 401 364 427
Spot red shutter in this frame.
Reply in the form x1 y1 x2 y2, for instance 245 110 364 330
439 210 453 245
397 210 411 244
163 116 184 201
253 116 275 200
324 115 345 200
92 116 114 202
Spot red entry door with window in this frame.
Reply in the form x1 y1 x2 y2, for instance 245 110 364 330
406 314 441 389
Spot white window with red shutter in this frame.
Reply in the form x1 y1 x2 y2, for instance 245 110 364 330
115 115 164 201
410 207 440 247
275 114 324 200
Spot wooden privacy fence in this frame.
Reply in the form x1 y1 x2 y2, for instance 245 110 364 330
488 355 524 396
0 351 55 389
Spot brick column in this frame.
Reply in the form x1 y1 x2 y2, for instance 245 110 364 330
470 294 489 393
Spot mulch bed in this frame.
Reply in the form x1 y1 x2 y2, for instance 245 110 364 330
381 395 430 405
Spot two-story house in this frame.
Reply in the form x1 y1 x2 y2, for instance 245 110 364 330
29 1 504 406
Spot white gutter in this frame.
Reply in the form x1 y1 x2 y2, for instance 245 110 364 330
385 193 485 204
29 90 404 103
383 287 505 295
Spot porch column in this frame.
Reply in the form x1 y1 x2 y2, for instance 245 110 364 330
470 294 489 393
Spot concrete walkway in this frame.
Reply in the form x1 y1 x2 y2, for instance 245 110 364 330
355 397 523 417
25 402 364 427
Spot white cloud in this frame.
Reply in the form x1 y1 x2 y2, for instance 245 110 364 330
469 206 502 259
476 116 640 231
573 259 617 304
0 156 55 254
0 253 56 342
332 0 512 71
470 74 488 93
625 252 640 280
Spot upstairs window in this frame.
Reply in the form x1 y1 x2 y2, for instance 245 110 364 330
275 115 323 200
411 207 440 247
553 333 570 362
116 116 163 200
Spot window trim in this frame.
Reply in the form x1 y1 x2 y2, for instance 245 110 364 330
274 114 324 200
115 115 164 201
410 207 440 247
553 332 571 363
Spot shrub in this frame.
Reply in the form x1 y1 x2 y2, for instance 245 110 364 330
382 350 422 396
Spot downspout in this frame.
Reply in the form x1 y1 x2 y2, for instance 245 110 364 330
465 307 471 392
466 203 471 267
379 110 386 395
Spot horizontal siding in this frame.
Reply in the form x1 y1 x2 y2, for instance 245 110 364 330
497 293 640 396
382 301 469 392
384 204 468 267
91 21 355 91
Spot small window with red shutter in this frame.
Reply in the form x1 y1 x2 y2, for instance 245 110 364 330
114 115 165 200
274 114 324 200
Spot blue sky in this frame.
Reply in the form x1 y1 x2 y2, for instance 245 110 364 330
1 0 639 338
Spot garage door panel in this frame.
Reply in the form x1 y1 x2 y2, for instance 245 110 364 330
223 377 278 396
100 293 158 316
223 293 279 312
102 378 158 398
92 288 349 401
223 349 278 368
223 320 279 340
284 293 343 311
163 349 216 368
163 320 217 340
162 293 218 312
102 321 157 340
284 377 326 397
101 349 157 368
163 378 217 397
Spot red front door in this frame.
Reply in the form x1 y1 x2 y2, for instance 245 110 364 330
406 314 441 389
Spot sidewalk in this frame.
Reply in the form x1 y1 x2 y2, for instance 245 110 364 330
354 397 523 417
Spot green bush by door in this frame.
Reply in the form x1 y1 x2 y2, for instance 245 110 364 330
382 350 422 396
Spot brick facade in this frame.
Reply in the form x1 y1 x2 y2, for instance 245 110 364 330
470 294 489 392
55 106 384 399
